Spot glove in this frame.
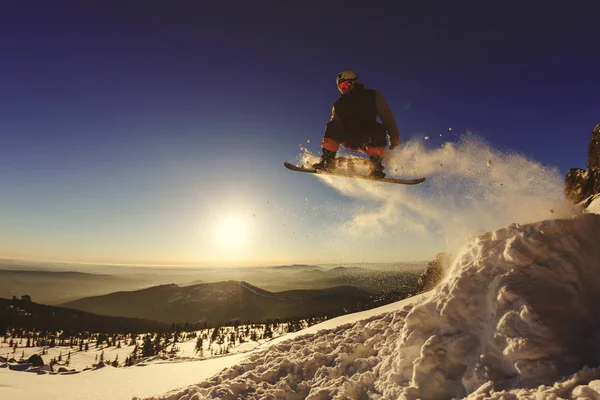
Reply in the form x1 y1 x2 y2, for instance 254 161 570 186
389 134 400 150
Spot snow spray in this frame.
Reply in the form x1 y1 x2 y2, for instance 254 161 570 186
301 132 579 257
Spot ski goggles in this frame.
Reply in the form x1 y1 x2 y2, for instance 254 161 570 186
337 80 354 94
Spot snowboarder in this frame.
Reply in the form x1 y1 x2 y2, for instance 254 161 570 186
312 70 401 178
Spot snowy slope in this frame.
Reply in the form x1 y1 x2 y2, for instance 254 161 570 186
140 213 600 400
0 353 249 400
587 194 600 215
0 295 426 400
3 212 600 399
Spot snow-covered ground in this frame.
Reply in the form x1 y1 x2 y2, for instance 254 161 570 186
586 194 600 215
6 212 599 400
136 213 600 400
0 325 278 373
0 352 249 400
0 298 423 400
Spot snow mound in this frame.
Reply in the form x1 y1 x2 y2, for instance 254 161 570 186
378 213 600 399
143 213 600 400
587 194 600 215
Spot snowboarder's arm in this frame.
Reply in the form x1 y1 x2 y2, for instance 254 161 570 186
330 105 342 122
375 92 400 149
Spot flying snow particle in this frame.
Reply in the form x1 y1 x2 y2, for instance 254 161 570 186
424 136 430 140
449 127 452 131
307 139 310 143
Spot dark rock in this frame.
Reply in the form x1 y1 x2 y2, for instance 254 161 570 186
27 354 44 367
565 168 593 203
56 367 76 373
565 124 600 203
8 362 31 371
58 370 79 375
93 361 106 370
587 124 600 169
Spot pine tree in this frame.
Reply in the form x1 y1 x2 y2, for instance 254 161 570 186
195 337 203 354
131 343 139 359
264 324 273 339
153 334 163 355
211 326 220 342
141 335 155 357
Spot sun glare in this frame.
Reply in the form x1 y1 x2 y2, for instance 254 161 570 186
212 215 250 252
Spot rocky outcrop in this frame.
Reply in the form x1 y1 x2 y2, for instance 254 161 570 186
416 253 451 293
27 354 44 367
565 124 600 204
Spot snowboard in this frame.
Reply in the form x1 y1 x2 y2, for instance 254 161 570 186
284 162 426 185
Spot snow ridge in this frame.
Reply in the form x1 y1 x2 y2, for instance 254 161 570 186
144 213 600 400
378 213 600 399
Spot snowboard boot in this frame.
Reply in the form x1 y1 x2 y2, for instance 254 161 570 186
368 155 386 179
312 148 337 171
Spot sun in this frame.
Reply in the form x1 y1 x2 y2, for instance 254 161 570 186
212 215 250 251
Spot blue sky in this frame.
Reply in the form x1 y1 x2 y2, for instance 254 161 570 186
1 1 599 266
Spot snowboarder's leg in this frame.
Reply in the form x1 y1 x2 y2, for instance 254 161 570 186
312 148 337 170
365 123 388 178
368 155 386 178
313 121 344 170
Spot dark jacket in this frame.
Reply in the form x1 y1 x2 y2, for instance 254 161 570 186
330 83 400 143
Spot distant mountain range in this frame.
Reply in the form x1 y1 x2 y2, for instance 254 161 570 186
60 281 377 325
237 264 422 294
0 262 425 306
0 269 147 304
0 297 169 333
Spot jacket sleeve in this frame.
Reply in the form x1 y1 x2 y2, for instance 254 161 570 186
330 105 341 122
375 91 400 141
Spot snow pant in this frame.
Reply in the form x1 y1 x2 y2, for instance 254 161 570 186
321 121 387 156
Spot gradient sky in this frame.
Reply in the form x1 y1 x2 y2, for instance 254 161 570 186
1 1 599 266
